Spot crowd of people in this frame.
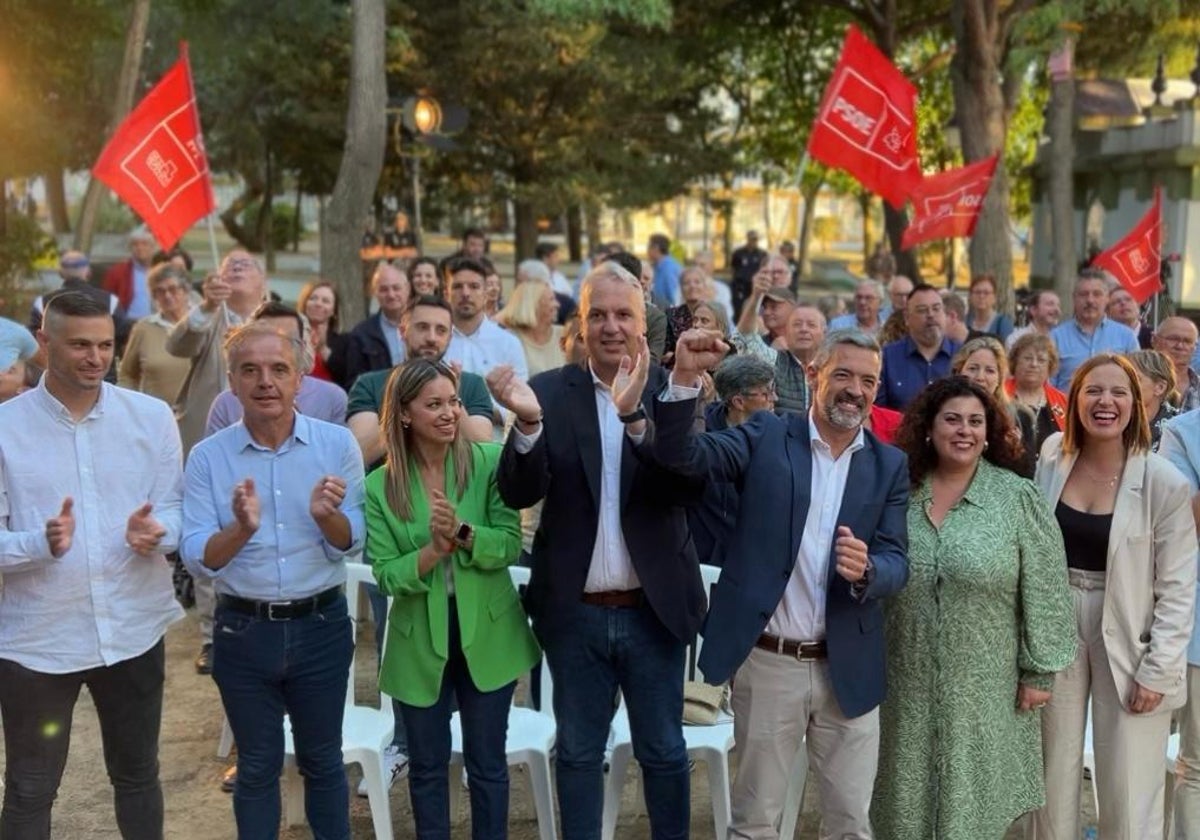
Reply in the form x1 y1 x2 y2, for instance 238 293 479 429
1 224 1200 840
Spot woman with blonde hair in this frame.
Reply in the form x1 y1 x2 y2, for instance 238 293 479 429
952 335 1036 474
495 279 564 377
1127 349 1179 451
365 358 540 838
1029 353 1197 840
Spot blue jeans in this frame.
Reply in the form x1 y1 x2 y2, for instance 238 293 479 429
400 600 515 840
367 582 409 753
213 594 354 840
541 600 689 840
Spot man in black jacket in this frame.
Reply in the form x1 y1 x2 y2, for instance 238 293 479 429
487 261 704 839
329 262 410 390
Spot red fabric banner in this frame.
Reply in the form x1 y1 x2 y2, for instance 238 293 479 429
1091 188 1163 305
806 25 921 208
91 44 214 250
900 155 999 250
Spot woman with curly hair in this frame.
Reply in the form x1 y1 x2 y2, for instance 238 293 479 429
871 376 1076 839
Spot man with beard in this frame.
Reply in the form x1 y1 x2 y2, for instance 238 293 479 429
1004 289 1061 351
651 327 909 839
442 257 527 429
877 283 960 411
1050 269 1139 389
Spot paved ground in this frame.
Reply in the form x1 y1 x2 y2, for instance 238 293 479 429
0 604 1103 838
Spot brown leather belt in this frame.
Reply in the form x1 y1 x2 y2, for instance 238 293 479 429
581 589 644 608
756 633 827 660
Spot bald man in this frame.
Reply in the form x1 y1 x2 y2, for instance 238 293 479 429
1153 316 1200 411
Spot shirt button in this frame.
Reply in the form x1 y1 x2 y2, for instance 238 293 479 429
277 523 284 529
276 490 282 496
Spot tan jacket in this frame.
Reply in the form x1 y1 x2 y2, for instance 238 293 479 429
166 304 242 457
1036 433 1197 709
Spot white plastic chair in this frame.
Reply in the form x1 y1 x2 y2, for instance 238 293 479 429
447 564 558 840
281 561 396 840
603 564 735 839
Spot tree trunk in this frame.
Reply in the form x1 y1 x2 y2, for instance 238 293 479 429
859 191 875 266
292 181 303 252
951 0 1014 314
584 198 601 253
75 0 151 253
44 169 70 234
884 204 920 281
1048 66 1076 309
513 197 539 265
319 0 387 327
797 178 823 276
566 204 583 261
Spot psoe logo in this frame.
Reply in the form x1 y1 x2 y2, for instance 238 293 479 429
1128 247 1149 275
831 96 877 136
146 150 178 188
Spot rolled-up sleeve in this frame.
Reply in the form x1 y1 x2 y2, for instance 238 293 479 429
180 444 224 580
323 429 365 561
151 408 185 554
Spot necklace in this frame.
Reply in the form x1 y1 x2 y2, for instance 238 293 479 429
1076 460 1120 488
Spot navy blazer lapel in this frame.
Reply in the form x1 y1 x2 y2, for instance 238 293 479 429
566 365 603 506
786 415 812 567
829 440 877 583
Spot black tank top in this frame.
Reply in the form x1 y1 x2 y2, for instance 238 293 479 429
1055 500 1111 572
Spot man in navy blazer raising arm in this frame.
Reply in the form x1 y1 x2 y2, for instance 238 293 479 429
655 327 909 839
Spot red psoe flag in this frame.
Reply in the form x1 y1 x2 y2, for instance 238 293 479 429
806 25 921 208
900 154 1000 250
1091 188 1164 305
91 44 214 250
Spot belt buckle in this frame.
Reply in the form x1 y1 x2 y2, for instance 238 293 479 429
266 601 289 621
793 643 806 661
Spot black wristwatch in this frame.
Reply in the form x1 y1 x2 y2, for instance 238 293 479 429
618 403 646 424
453 521 474 548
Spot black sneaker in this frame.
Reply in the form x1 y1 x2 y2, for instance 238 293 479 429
195 644 213 675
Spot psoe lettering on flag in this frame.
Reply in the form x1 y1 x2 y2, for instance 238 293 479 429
1091 187 1163 305
900 154 1000 250
807 25 921 209
91 43 214 250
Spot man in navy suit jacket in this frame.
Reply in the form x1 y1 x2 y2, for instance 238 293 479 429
656 327 909 839
489 262 705 840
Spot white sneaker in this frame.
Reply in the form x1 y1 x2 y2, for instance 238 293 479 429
357 745 409 797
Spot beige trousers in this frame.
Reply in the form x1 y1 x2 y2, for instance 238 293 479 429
1173 664 1200 838
729 647 878 840
1028 569 1172 840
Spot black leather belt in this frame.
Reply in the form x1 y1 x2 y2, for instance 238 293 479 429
756 633 827 660
217 586 341 621
581 589 644 608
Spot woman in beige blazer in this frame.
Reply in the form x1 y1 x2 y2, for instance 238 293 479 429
1029 353 1196 840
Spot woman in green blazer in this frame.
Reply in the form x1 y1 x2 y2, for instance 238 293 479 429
365 358 539 839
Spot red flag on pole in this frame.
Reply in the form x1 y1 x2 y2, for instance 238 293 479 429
806 25 921 208
1091 188 1163 305
92 44 214 250
900 155 999 250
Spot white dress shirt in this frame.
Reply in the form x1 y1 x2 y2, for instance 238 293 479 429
0 379 185 673
513 363 643 592
766 416 864 641
446 317 529 382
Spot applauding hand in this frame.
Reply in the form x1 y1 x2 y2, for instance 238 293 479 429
46 497 75 558
612 335 651 417
486 365 542 425
310 475 347 523
429 489 458 555
126 502 168 556
232 478 261 534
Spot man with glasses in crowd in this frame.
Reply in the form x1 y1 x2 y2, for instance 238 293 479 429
1153 316 1200 412
830 280 885 337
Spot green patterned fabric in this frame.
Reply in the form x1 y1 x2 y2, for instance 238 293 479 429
871 459 1076 839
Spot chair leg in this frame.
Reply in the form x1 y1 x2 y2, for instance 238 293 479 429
527 756 557 840
361 756 394 840
217 716 234 759
282 762 306 827
602 744 633 840
704 753 731 840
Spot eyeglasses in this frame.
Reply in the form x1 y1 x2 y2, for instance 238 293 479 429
1159 335 1197 348
741 385 777 400
152 284 185 296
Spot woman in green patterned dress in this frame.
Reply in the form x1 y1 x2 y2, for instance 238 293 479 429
871 376 1077 839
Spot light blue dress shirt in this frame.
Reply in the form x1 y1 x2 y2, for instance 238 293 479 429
653 254 683 307
1049 317 1140 390
181 413 365 601
1157 411 1200 665
126 262 151 319
380 312 405 366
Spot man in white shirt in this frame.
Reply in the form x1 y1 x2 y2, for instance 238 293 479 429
0 291 184 839
444 256 528 428
1005 289 1062 350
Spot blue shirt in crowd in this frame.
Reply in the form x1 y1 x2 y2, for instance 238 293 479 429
1049 317 1139 390
653 254 683 307
876 336 960 411
181 413 365 602
1157 411 1200 666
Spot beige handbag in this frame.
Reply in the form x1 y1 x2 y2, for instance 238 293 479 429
682 681 729 726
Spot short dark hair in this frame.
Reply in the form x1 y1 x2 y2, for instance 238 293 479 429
250 300 304 338
44 291 111 321
462 227 485 242
649 233 671 254
908 282 940 299
404 294 453 322
535 242 558 260
602 251 642 279
446 256 488 280
152 246 194 271
713 355 775 403
411 256 439 273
